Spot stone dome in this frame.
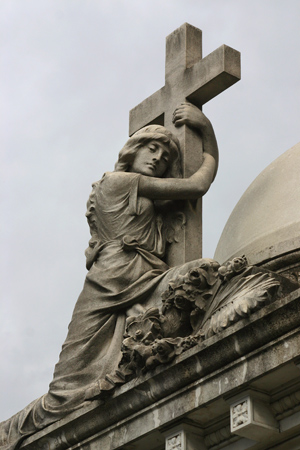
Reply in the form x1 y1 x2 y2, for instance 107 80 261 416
214 142 300 267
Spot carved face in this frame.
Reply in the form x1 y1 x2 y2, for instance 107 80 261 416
130 140 171 177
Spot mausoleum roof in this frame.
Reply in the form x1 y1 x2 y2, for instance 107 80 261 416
214 141 300 265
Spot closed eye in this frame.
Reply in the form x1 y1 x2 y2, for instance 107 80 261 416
162 151 170 162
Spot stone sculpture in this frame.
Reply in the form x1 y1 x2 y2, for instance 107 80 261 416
1 23 297 450
129 23 241 265
1 98 295 449
0 101 219 450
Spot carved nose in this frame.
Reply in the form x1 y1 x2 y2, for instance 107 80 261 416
153 151 163 162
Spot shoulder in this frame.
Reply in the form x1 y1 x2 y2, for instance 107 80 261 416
94 171 140 188
91 171 140 196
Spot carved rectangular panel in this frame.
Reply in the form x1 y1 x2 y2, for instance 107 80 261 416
231 397 251 430
229 393 279 442
166 431 184 450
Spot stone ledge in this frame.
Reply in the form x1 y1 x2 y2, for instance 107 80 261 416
21 288 300 450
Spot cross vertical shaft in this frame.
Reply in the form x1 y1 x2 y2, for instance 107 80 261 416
129 23 240 266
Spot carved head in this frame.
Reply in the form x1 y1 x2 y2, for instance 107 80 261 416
115 125 182 178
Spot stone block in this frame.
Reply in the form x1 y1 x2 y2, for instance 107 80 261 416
163 423 206 450
228 390 279 442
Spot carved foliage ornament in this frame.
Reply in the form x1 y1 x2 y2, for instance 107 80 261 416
166 433 183 450
232 400 250 429
88 256 297 398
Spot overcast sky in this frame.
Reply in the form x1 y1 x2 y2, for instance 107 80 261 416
1 0 299 421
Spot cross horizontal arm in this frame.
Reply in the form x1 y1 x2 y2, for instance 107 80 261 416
186 45 241 107
129 44 240 136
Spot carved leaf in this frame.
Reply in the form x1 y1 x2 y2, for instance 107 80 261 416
201 272 280 338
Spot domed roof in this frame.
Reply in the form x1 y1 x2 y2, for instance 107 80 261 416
214 142 300 265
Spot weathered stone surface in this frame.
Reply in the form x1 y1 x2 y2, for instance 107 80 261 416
83 256 297 400
20 288 300 449
163 423 206 450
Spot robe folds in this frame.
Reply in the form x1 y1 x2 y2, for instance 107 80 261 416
0 172 203 449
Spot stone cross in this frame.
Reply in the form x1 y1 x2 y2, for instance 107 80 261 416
129 23 241 266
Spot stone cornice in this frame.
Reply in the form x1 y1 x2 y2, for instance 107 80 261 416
21 288 300 449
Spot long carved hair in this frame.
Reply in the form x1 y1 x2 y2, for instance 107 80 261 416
114 125 182 178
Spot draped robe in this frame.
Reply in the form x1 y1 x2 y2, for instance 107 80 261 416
0 171 203 449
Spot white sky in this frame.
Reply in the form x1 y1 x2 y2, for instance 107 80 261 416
1 0 299 421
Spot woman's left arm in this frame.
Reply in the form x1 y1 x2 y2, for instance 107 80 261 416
138 153 216 200
137 103 219 200
172 102 219 180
